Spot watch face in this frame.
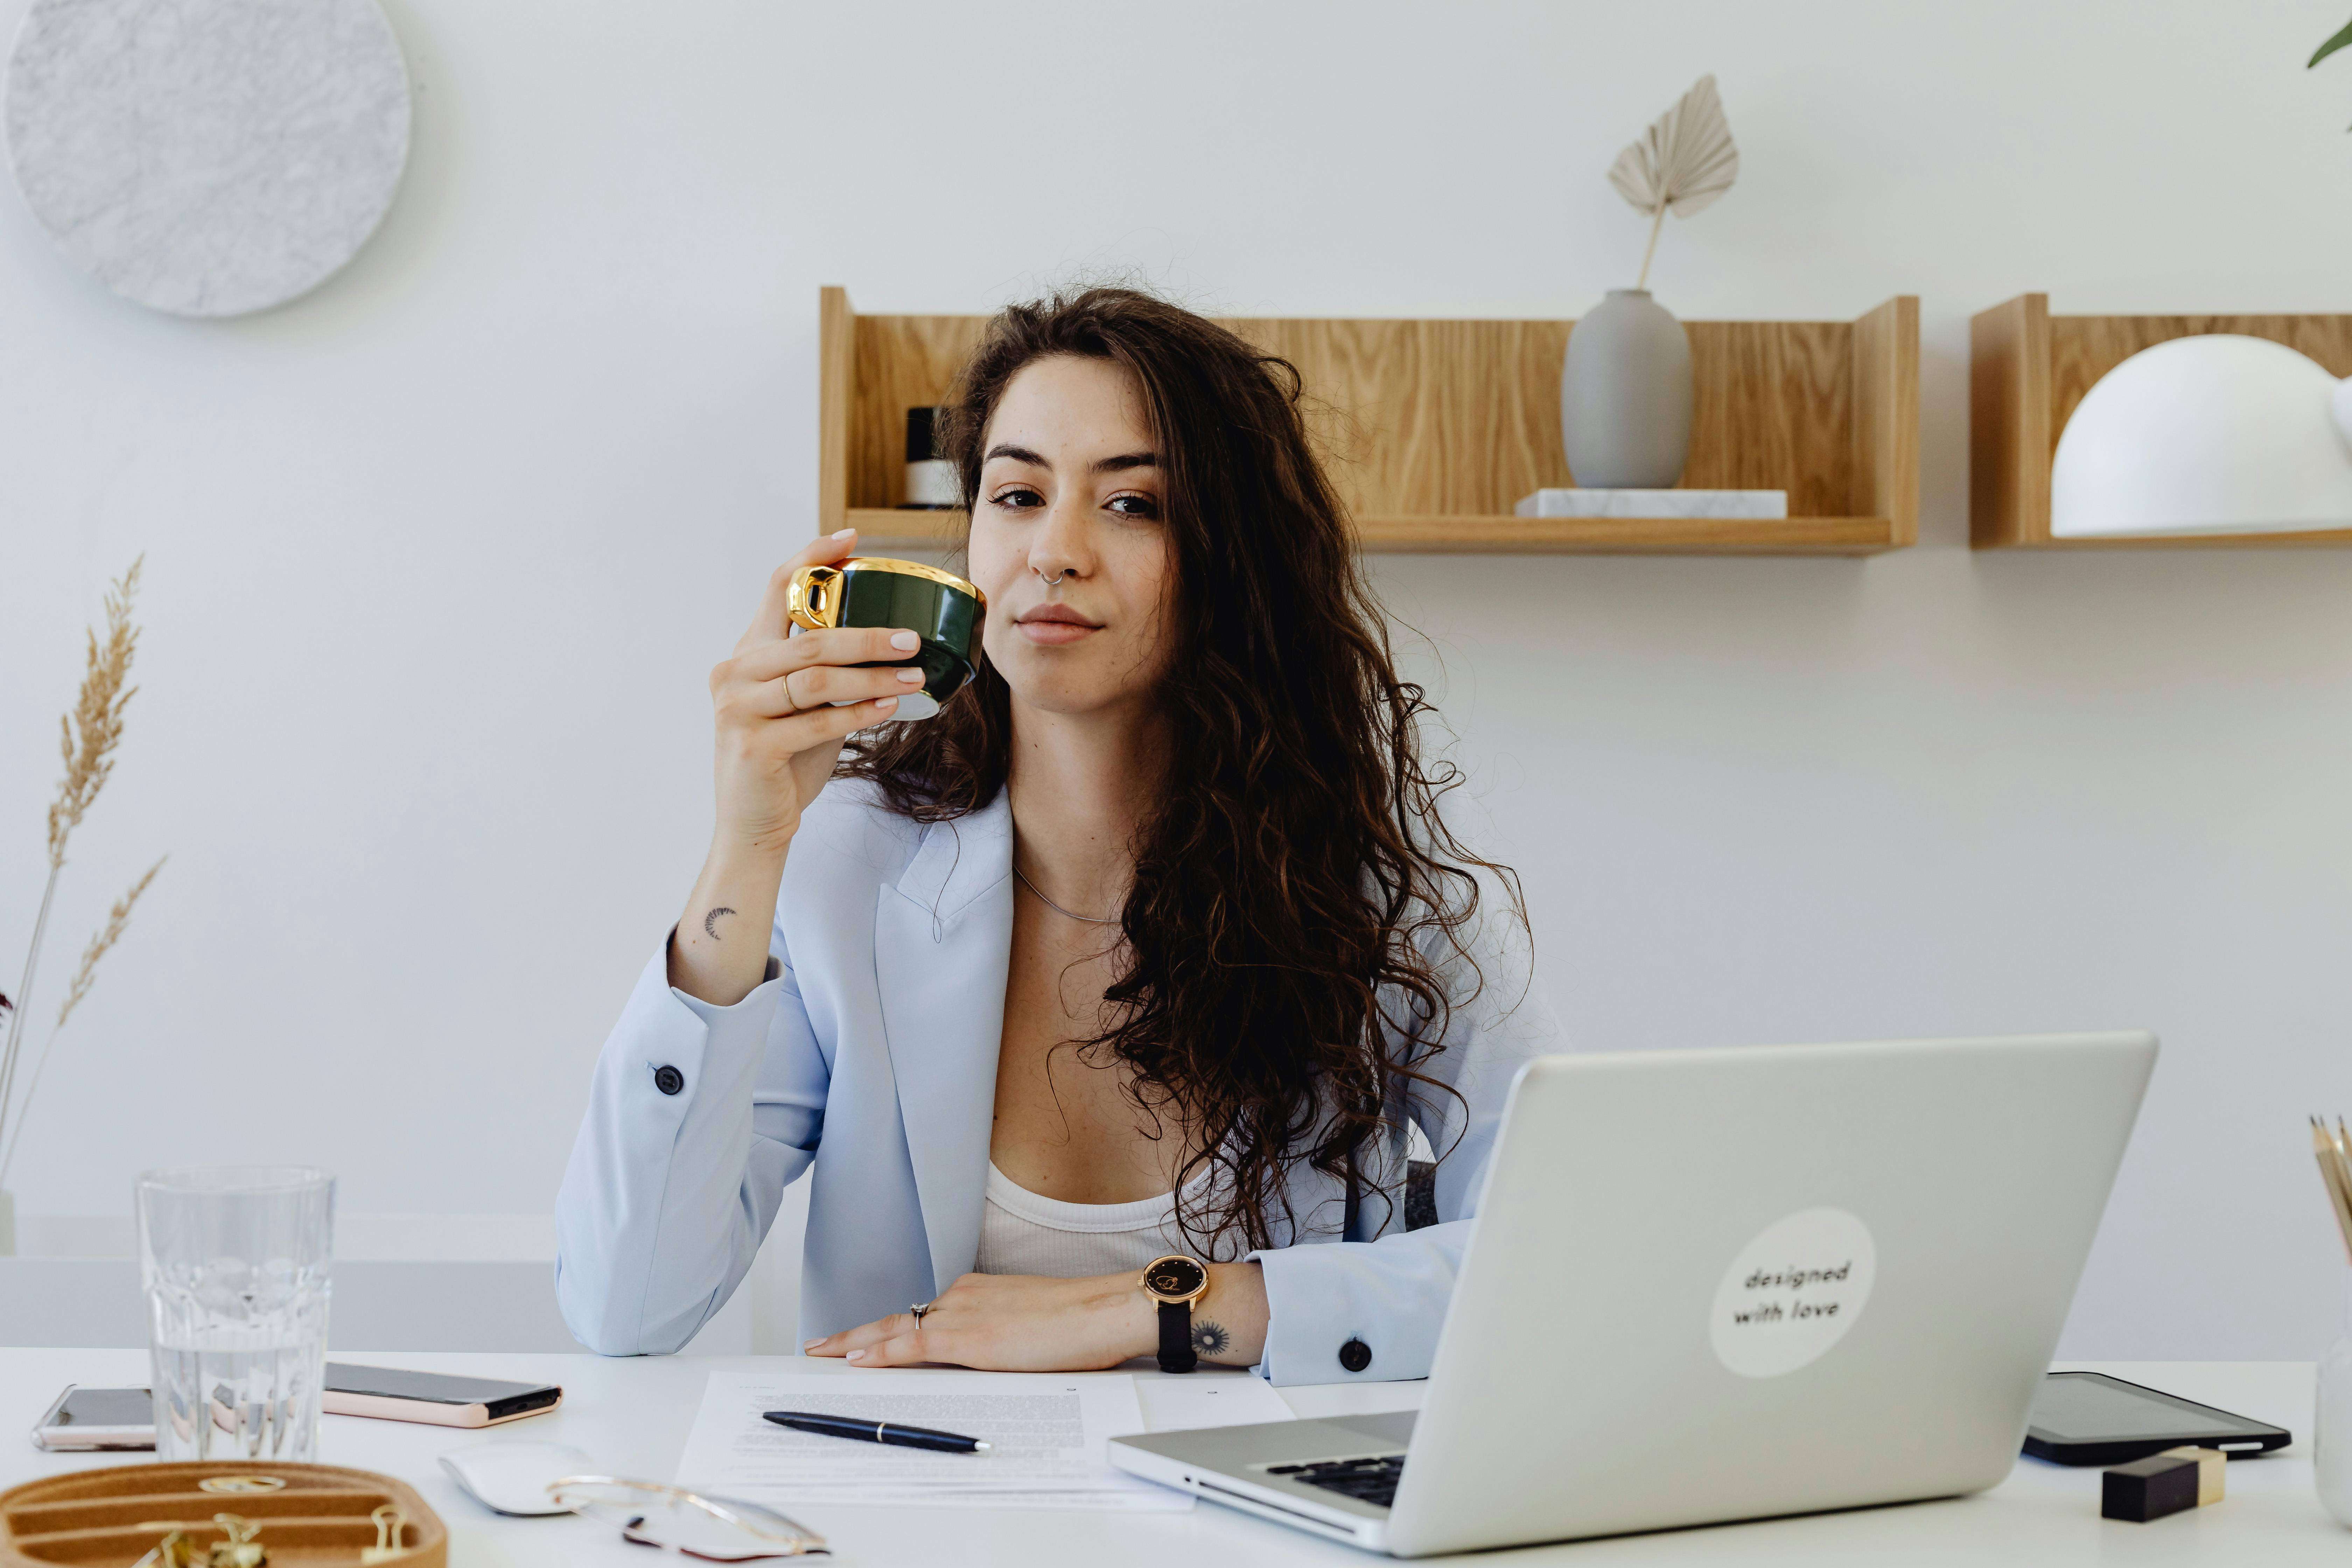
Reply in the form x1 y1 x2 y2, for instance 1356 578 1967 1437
1145 1256 1206 1300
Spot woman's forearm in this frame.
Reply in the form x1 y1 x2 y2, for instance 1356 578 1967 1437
1052 1259 1270 1368
667 837 790 1006
805 1260 1270 1372
1195 1260 1269 1366
673 526 915 1007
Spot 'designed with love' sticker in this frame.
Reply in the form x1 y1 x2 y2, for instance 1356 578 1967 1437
1708 1206 1877 1379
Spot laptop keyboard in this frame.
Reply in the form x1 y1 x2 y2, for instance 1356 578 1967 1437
1268 1454 1407 1507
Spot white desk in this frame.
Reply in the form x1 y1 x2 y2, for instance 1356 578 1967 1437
0 1350 2340 1564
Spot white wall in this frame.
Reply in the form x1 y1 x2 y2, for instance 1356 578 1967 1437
5 0 2352 1358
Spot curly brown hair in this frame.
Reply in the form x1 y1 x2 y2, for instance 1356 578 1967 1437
839 287 1524 1253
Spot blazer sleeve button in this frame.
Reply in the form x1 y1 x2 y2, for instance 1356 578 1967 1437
653 1064 685 1096
1339 1338 1372 1373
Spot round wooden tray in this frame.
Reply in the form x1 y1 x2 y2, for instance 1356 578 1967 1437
0 1461 445 1566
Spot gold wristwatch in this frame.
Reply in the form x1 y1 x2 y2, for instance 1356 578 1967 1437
1140 1254 1211 1373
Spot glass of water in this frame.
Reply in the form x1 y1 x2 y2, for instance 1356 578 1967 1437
136 1164 334 1463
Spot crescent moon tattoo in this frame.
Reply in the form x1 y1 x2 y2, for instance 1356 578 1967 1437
704 907 736 939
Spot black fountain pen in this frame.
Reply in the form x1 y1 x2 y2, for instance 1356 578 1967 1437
763 1410 991 1454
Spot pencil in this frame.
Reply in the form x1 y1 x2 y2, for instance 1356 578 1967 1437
2314 1114 2352 1251
2313 1118 2352 1265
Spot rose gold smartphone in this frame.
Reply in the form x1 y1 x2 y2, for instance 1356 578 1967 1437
322 1363 562 1428
33 1386 155 1451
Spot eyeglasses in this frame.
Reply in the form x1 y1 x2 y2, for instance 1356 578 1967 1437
548 1477 828 1560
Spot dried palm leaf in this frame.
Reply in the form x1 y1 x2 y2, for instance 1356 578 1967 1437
1607 75 1740 288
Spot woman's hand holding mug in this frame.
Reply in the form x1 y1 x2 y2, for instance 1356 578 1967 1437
712 528 925 850
671 528 924 1005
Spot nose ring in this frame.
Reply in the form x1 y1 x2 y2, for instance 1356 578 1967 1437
1036 567 1070 586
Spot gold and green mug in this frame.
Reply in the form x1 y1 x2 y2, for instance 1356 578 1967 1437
785 556 986 722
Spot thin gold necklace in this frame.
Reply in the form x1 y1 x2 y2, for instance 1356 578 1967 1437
1013 862 1120 924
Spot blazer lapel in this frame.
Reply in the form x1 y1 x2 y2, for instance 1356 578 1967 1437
872 793 1015 1296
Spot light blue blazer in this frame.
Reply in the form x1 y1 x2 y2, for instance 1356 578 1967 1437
553 783 1558 1385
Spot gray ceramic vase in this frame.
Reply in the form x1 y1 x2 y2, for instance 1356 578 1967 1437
1560 288 1693 488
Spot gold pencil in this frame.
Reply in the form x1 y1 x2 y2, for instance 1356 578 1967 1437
2314 1118 2352 1264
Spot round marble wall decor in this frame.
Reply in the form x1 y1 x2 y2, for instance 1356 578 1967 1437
4 0 411 318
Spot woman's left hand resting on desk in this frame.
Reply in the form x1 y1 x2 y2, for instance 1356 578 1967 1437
806 1260 1268 1370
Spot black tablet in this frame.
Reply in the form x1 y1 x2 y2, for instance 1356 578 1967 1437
2023 1371 2291 1466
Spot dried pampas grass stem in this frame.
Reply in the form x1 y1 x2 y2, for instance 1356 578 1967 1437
0 858 164 1188
55 858 165 1033
0 559 163 1192
47 559 141 867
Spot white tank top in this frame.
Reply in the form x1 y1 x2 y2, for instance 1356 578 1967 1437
974 1162 1210 1278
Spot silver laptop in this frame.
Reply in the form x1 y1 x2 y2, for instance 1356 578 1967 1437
1111 1032 2157 1556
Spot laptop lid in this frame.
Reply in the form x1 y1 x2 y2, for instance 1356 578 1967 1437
1384 1031 2156 1557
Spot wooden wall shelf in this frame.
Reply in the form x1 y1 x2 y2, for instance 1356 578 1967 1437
820 288 1919 557
1971 293 2352 549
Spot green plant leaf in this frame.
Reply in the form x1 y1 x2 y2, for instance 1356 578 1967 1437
2311 16 2352 67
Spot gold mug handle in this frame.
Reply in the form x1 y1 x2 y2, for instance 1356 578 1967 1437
786 564 843 631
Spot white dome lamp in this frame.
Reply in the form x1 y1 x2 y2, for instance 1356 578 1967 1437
2050 335 2352 538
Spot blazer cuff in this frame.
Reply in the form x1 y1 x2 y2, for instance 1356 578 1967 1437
653 937 783 1090
666 957 785 1022
554 939 786 1354
1248 1231 1459 1387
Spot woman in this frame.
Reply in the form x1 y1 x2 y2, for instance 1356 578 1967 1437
554 288 1556 1384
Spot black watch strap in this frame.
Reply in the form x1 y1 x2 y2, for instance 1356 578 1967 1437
1156 1299 1199 1373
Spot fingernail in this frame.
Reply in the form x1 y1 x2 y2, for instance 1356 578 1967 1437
890 631 920 651
832 527 856 539
897 668 925 684
847 1349 865 1362
803 1339 822 1351
875 696 898 713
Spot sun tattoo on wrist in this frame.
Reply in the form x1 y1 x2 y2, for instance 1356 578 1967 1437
703 907 736 940
1192 1319 1232 1357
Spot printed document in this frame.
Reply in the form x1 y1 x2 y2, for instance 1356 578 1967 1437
675 1368 1292 1510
